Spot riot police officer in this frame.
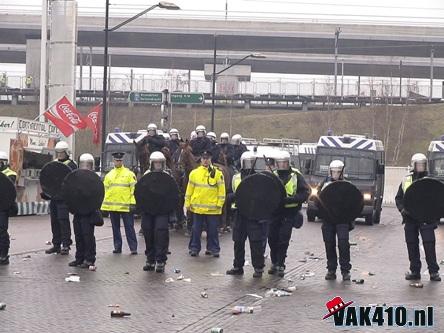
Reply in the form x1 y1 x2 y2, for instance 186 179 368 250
395 153 441 282
69 153 102 268
45 141 77 255
318 160 353 281
141 152 172 273
190 125 212 156
268 151 310 277
0 151 17 265
168 128 182 155
226 152 268 278
219 132 235 167
141 123 167 153
232 134 248 170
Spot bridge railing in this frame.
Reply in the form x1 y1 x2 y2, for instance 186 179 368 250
1 73 442 99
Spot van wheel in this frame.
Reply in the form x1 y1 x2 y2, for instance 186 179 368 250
365 214 373 225
372 209 381 224
307 209 316 222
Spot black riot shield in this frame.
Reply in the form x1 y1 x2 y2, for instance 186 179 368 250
317 180 364 224
40 161 72 200
235 172 286 220
403 177 444 223
135 171 179 215
0 172 16 211
61 169 105 215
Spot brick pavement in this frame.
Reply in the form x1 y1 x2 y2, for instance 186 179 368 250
0 207 443 333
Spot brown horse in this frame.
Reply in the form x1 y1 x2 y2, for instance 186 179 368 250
134 139 150 176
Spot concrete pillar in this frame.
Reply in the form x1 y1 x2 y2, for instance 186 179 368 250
48 0 78 156
26 39 41 90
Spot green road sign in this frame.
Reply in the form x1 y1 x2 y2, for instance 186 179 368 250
129 92 162 103
170 92 204 104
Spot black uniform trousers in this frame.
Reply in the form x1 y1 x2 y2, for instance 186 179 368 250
73 214 96 264
49 200 72 248
0 211 9 257
141 213 169 264
404 221 439 274
232 212 265 270
321 222 351 273
268 214 294 268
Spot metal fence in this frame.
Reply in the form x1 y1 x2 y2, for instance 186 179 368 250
3 73 443 99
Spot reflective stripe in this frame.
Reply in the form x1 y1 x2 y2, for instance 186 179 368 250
102 201 130 207
189 181 217 189
275 168 300 208
108 183 132 188
217 196 225 199
191 204 220 209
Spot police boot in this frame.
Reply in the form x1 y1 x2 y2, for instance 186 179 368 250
79 261 94 269
143 261 155 271
0 255 9 265
342 271 351 281
277 266 285 278
155 262 165 273
60 247 70 255
325 271 337 280
405 271 421 280
268 264 278 275
430 272 441 282
253 268 263 278
68 260 82 267
45 246 61 254
226 267 244 275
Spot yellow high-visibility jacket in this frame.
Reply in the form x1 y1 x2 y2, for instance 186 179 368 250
185 165 226 215
101 166 136 212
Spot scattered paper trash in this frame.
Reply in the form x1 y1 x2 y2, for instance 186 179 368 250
232 306 255 315
183 278 191 283
410 282 423 288
245 294 263 299
244 260 250 266
285 286 297 292
265 288 292 297
200 291 208 298
65 276 80 282
45 241 52 245
176 274 184 281
368 272 375 276
210 272 225 277
210 327 224 333
89 265 96 271
352 279 365 284
174 268 181 274
298 258 307 263
165 278 175 283
0 303 6 310
300 271 315 279
107 304 120 308
13 271 21 275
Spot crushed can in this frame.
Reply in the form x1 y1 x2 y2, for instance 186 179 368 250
211 328 223 333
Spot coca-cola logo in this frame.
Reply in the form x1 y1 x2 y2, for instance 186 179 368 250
88 112 98 124
58 103 82 125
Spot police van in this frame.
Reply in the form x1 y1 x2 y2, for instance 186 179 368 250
245 137 301 169
103 130 146 175
427 139 444 180
307 134 385 225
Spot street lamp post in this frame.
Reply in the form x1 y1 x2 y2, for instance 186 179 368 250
101 1 180 170
210 52 266 131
